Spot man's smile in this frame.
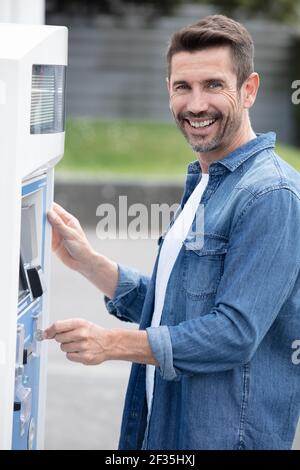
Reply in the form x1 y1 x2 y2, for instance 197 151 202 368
188 118 217 128
183 116 220 135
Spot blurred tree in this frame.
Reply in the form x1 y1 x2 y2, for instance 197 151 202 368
46 0 183 16
197 0 300 22
46 0 299 22
122 0 183 16
46 0 106 15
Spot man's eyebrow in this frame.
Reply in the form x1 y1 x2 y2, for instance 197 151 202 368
172 80 189 87
203 78 226 85
172 78 227 87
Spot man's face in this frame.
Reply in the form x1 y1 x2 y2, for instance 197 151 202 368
168 47 245 153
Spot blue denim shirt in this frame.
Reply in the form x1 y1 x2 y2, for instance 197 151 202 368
105 132 300 450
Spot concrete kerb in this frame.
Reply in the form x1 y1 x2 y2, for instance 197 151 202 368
54 175 184 228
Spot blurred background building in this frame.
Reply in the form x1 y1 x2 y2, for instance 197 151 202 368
46 0 300 145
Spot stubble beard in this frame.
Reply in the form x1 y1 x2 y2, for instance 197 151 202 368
173 102 243 154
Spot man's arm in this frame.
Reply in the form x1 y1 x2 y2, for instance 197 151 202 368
44 319 159 366
47 203 119 298
47 203 150 324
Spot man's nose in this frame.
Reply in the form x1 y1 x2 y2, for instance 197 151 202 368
186 88 209 115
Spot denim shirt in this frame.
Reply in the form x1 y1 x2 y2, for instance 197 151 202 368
104 132 300 450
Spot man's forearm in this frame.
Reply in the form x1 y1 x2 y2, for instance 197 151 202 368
108 329 159 366
79 251 119 299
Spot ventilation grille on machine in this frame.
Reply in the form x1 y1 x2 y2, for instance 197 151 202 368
30 64 66 134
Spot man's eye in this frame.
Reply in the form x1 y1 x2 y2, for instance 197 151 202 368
174 84 188 91
208 81 222 89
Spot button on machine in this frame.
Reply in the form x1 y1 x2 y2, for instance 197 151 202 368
26 266 44 299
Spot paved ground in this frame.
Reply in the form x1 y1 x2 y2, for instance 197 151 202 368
45 231 156 449
45 229 300 450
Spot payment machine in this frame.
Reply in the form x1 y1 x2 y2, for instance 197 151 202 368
0 23 68 449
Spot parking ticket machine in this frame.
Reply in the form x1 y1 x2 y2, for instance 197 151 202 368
0 24 68 449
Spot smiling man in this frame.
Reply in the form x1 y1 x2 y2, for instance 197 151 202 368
46 15 300 450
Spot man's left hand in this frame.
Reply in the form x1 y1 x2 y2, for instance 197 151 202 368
44 318 112 365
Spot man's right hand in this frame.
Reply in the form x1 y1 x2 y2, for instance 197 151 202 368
47 202 95 275
47 203 118 299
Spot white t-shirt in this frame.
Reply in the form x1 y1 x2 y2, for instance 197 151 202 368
146 173 209 416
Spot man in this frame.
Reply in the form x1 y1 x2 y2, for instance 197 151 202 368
45 15 300 450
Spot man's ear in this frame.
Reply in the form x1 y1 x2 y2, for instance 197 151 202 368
166 77 170 95
166 77 172 110
243 72 260 109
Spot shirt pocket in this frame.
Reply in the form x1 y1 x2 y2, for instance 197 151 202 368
182 233 229 299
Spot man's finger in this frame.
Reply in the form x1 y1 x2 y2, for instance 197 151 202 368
47 210 76 239
52 203 79 228
66 352 82 363
44 319 86 339
55 330 85 344
61 341 85 353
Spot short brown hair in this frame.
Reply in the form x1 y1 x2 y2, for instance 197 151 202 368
167 15 254 88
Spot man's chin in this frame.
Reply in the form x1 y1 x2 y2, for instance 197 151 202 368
181 127 220 152
189 136 221 153
192 141 220 153
178 123 222 153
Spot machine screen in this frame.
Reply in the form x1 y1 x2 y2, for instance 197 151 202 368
21 204 38 265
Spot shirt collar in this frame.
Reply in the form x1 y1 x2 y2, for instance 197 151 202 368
187 132 277 175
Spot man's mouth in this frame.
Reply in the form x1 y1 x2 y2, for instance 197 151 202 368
185 118 217 129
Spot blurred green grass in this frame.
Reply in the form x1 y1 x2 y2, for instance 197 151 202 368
58 118 300 179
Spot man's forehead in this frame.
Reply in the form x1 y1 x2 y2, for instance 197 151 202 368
170 47 235 81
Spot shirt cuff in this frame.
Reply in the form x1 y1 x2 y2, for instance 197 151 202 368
146 325 179 381
104 263 142 322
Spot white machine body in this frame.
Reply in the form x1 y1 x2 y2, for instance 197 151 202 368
0 23 67 450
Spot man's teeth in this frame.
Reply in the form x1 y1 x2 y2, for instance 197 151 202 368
189 119 216 128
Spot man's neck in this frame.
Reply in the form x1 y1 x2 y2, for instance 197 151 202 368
198 125 256 174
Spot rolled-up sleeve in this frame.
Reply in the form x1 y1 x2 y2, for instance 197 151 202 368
104 263 150 324
146 325 179 380
146 188 300 380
